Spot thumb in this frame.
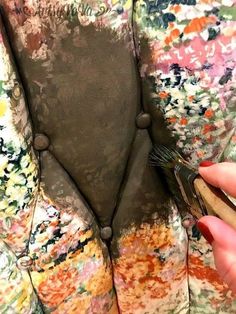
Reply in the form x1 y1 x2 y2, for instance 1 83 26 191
197 216 236 294
199 162 236 198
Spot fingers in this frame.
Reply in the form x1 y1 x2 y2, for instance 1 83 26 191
215 248 236 294
199 162 236 198
198 216 236 294
198 216 236 251
197 162 236 293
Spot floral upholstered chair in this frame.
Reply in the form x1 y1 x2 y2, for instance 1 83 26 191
0 0 236 313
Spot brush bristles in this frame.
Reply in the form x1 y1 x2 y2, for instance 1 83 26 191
149 145 184 168
149 144 190 213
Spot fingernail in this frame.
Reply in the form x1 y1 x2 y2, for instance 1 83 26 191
199 161 215 167
197 221 214 245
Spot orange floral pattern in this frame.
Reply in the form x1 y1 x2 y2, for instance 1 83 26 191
29 191 117 313
113 209 190 313
187 230 236 312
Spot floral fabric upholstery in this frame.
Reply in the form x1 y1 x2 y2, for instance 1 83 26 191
0 0 236 313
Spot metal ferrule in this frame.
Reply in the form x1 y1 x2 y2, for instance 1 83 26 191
174 163 208 218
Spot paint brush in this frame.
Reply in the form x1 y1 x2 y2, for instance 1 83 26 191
149 145 236 230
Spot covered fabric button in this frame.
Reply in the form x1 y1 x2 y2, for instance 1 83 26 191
182 214 196 229
136 113 151 129
182 219 192 229
12 83 22 100
16 255 33 270
100 226 112 240
33 134 50 151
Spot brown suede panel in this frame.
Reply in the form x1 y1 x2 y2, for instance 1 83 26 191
0 5 173 230
40 151 94 227
111 130 171 254
2 16 141 226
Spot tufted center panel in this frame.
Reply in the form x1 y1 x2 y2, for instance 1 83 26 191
1 1 140 227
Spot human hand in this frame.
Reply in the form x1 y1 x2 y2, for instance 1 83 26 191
197 162 236 294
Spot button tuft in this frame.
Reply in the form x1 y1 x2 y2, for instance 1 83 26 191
182 219 191 229
34 134 50 151
16 255 33 271
12 84 22 100
100 226 112 240
182 214 195 229
136 113 151 129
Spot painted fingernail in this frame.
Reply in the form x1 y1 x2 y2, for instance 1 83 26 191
199 161 215 167
197 221 214 245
